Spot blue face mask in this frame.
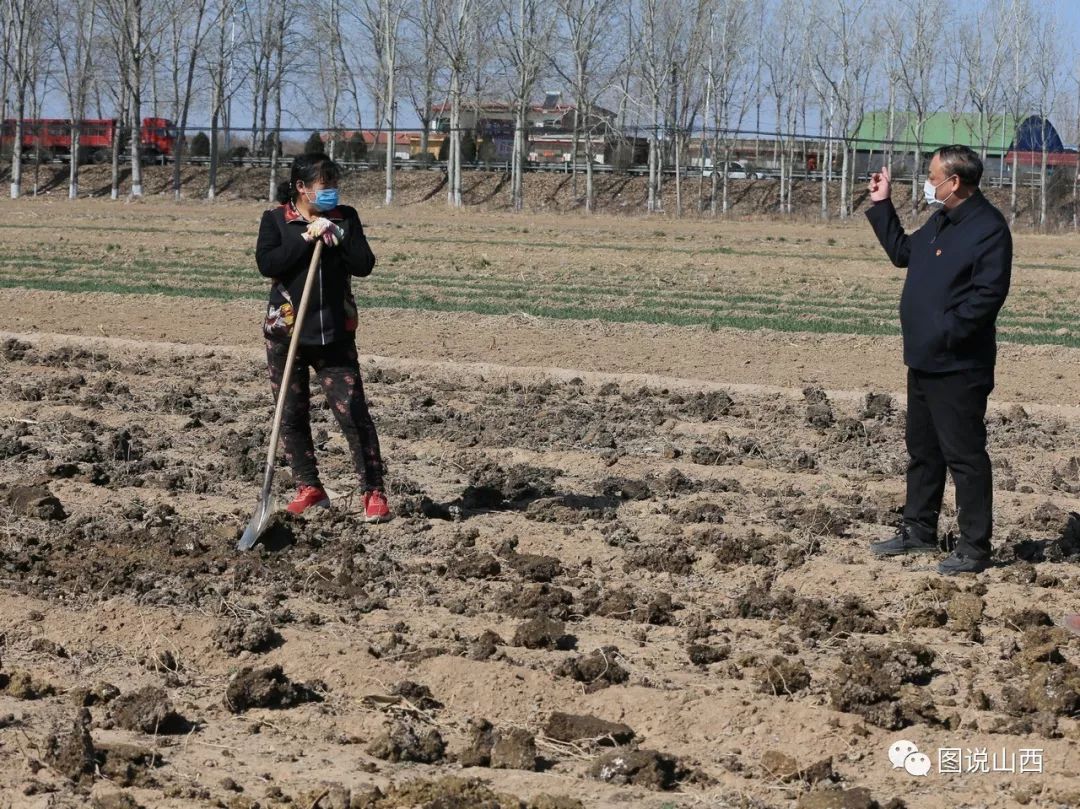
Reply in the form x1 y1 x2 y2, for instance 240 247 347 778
312 188 339 211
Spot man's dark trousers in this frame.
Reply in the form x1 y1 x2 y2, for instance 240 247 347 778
904 366 994 559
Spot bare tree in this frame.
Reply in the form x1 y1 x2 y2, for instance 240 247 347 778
961 0 1008 166
1004 0 1032 223
554 0 618 212
432 0 480 207
165 0 212 200
1070 54 1080 230
497 0 554 210
241 0 275 155
885 0 940 216
266 0 289 202
664 0 711 217
402 0 444 163
638 0 684 212
760 0 806 214
97 5 129 200
810 0 874 218
46 0 96 199
3 0 42 199
205 0 244 199
354 0 406 203
103 0 163 198
705 0 753 216
1031 12 1062 229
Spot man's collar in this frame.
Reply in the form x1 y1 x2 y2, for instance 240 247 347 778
944 189 985 224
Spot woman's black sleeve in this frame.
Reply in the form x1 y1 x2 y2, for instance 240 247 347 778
340 209 376 278
256 209 311 279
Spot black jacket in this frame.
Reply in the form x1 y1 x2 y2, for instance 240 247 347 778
256 202 376 346
866 191 1011 372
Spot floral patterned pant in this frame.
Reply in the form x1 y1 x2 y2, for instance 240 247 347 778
265 338 385 491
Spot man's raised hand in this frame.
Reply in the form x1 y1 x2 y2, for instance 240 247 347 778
868 165 891 203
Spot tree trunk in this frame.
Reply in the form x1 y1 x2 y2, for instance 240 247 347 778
384 0 396 206
209 109 219 200
571 107 579 197
585 138 594 213
709 137 719 216
674 132 682 217
268 0 286 202
839 137 849 218
648 95 658 212
1040 143 1048 229
820 131 829 220
10 116 23 199
512 101 526 210
448 67 462 208
172 3 207 201
1009 149 1018 224
69 124 80 199
110 115 122 200
269 85 283 202
128 0 144 199
647 135 656 213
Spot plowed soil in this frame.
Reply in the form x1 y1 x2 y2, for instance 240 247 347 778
1 199 1079 809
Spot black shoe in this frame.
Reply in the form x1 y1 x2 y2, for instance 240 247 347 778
870 527 938 557
937 551 991 576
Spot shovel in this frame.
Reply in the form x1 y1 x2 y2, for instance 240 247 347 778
237 240 324 551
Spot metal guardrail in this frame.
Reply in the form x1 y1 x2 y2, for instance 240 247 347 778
16 152 1059 187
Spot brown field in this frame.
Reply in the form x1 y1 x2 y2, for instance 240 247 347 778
1 198 1079 809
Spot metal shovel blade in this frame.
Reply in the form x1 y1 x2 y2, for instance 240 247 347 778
237 493 276 551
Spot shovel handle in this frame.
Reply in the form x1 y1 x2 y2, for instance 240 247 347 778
259 240 324 495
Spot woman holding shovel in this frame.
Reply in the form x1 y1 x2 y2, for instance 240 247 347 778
254 151 390 523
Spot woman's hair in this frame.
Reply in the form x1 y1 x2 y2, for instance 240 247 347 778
275 152 342 205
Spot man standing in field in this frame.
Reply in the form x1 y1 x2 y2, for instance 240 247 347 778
865 145 1012 575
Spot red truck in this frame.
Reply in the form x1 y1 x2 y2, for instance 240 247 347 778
0 117 176 163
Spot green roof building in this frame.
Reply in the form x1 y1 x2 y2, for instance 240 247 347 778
852 111 1020 156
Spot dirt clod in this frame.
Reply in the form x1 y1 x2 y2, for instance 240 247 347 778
90 791 142 809
4 484 67 520
1 670 55 700
512 617 574 650
389 680 443 711
109 687 192 734
757 655 812 695
946 592 985 635
555 646 630 692
862 393 894 420
223 666 322 713
366 719 446 763
491 727 538 770
544 712 635 747
796 787 876 809
829 643 936 729
213 619 283 656
96 743 159 788
506 552 563 582
588 748 683 790
45 709 95 784
449 551 501 580
761 750 835 784
688 643 730 666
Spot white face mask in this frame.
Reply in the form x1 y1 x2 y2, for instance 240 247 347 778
923 175 956 206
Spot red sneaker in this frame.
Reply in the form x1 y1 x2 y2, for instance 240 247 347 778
286 485 330 515
363 489 391 523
